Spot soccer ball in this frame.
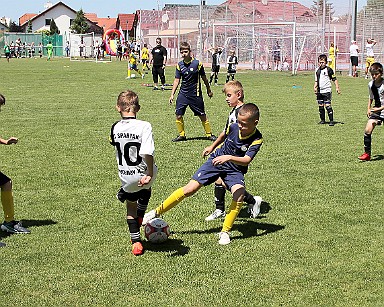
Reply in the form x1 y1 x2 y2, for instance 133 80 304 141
144 218 170 243
131 74 136 78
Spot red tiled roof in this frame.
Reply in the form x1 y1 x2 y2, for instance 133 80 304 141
84 13 98 22
19 13 37 26
95 17 117 31
117 14 136 31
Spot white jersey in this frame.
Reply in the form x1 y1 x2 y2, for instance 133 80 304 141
366 43 375 57
349 44 359 57
224 105 241 133
110 117 157 193
368 79 384 117
315 66 336 94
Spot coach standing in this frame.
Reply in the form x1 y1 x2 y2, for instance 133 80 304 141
150 37 167 90
349 40 359 77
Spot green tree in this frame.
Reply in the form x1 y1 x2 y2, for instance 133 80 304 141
70 9 90 34
49 18 60 35
27 20 33 33
8 21 23 32
311 0 335 22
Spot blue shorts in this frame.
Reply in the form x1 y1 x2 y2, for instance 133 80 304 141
129 64 138 70
191 157 245 191
0 171 11 186
175 94 205 116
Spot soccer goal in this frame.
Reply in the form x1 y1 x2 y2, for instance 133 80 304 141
212 22 305 74
69 32 102 62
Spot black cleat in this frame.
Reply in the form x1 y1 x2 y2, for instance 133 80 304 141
329 121 335 126
318 121 326 124
172 135 187 142
206 135 217 141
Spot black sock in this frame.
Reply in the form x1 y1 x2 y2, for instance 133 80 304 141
127 219 141 243
364 133 372 154
319 106 325 121
243 190 255 205
326 105 334 122
214 184 226 211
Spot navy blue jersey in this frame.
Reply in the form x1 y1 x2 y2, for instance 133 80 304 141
211 123 263 174
175 58 206 97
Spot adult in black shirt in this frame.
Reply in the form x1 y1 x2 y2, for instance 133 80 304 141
150 37 167 90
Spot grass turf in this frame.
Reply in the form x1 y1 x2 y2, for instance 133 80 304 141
0 58 382 306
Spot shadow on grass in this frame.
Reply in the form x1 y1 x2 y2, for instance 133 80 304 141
371 154 384 161
143 238 190 257
179 136 214 142
0 219 57 239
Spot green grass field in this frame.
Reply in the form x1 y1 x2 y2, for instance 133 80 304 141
0 58 382 306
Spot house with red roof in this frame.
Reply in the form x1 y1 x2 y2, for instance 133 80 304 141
116 14 137 41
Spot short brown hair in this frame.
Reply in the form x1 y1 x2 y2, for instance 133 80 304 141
117 90 140 113
318 54 327 62
223 80 244 100
238 103 260 121
369 62 383 75
179 42 191 51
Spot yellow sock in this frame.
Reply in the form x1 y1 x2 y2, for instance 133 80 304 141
1 190 15 222
156 188 185 215
221 200 243 232
202 120 212 137
128 69 131 78
176 117 185 137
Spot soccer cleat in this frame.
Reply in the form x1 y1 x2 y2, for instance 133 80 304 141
172 135 187 142
1 220 31 234
318 121 326 124
218 231 231 245
142 209 158 226
153 86 159 90
329 121 335 126
131 242 144 256
206 134 217 141
358 152 371 161
205 209 226 221
248 196 262 218
161 85 165 91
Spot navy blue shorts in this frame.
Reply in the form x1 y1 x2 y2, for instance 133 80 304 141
175 94 205 116
191 158 245 191
116 187 151 203
0 171 11 186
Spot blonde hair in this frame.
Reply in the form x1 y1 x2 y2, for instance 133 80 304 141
117 90 140 112
222 80 244 100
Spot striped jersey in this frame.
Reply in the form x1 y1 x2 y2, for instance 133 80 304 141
368 79 384 117
315 66 336 94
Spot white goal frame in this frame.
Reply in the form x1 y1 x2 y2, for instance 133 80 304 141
212 22 302 75
69 32 98 62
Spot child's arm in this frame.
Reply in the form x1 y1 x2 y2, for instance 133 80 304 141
334 79 341 94
138 154 154 187
169 78 181 104
0 137 18 145
201 75 213 98
367 99 373 117
202 131 225 157
313 81 318 94
212 154 252 167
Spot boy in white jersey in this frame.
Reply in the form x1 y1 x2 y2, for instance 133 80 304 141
358 63 384 161
365 39 377 79
314 54 341 126
204 81 262 221
110 90 157 255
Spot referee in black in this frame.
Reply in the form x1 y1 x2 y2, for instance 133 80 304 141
150 37 168 90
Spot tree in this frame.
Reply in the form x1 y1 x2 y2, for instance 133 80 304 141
49 18 60 35
8 21 23 32
27 20 33 33
70 9 90 34
311 0 335 22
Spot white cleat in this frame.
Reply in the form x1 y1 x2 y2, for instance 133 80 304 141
249 196 262 218
218 231 231 245
205 209 226 221
142 209 158 226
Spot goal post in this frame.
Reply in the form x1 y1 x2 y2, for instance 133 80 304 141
69 32 98 61
212 22 303 75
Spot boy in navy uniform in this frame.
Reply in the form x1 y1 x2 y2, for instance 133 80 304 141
314 54 341 126
143 103 263 245
169 42 217 142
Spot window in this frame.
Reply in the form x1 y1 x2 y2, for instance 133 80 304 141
45 19 51 26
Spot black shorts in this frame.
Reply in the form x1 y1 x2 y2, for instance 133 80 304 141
175 94 205 116
369 112 384 124
211 65 220 73
317 92 332 104
350 56 358 66
116 187 151 203
0 171 11 186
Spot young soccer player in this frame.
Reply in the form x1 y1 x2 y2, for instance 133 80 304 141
110 90 157 256
4 42 10 62
208 46 223 86
314 54 341 126
328 42 338 73
46 41 53 60
127 50 144 79
141 44 150 72
204 81 262 221
169 42 217 142
143 103 263 245
0 94 30 247
358 63 384 161
365 39 377 79
226 50 238 83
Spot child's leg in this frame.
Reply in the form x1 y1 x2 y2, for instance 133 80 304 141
231 73 235 81
126 201 141 243
221 184 245 233
214 180 226 212
156 180 202 215
318 101 325 123
137 189 151 226
363 120 377 155
226 73 230 83
175 115 186 137
209 72 214 84
198 114 213 137
325 103 334 122
1 180 15 222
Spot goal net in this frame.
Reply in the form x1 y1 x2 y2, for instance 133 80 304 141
69 32 99 61
212 22 305 74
